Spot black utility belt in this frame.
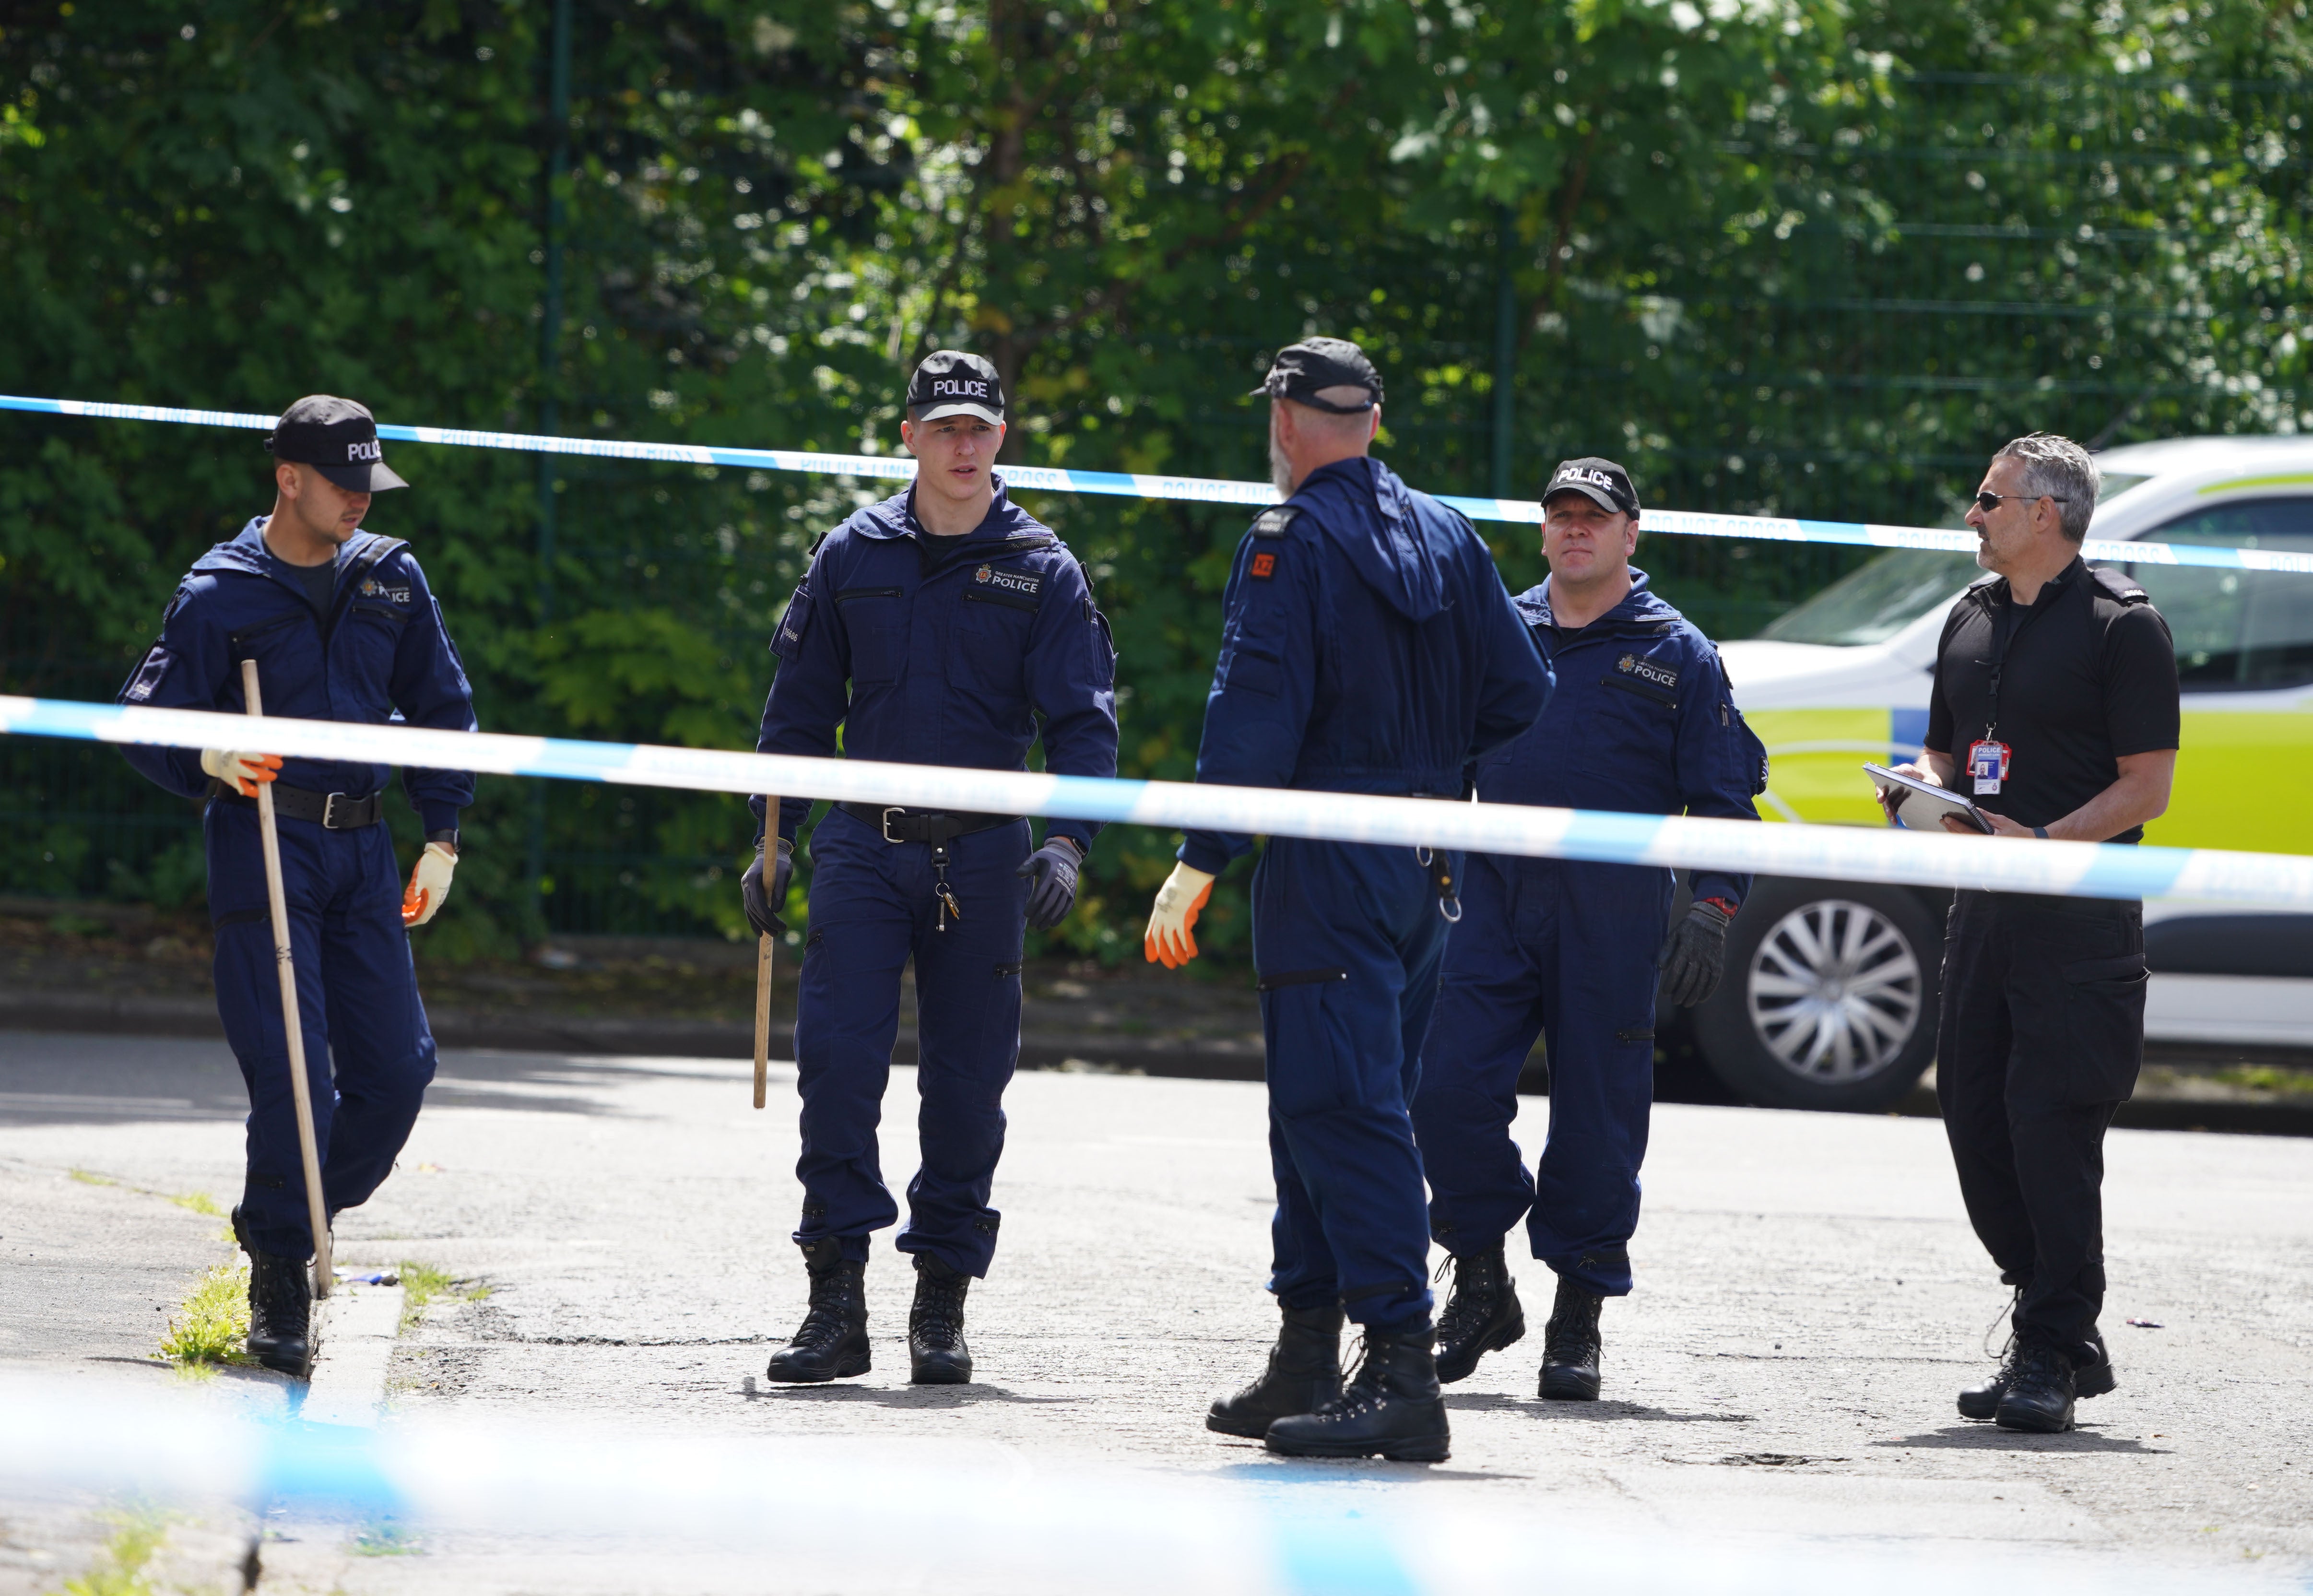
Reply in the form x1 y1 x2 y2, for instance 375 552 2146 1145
216 782 384 829
838 803 1021 846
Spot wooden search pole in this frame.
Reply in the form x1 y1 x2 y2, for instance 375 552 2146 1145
753 795 779 1110
240 660 333 1299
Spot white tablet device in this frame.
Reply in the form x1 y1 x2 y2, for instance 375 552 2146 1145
1863 762 1995 835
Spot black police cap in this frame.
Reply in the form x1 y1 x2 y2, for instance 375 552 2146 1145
908 350 1005 425
1251 337 1383 413
1544 456 1641 517
266 395 408 493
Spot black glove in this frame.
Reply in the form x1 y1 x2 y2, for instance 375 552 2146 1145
1016 836 1083 932
741 837 793 938
1657 897 1735 1009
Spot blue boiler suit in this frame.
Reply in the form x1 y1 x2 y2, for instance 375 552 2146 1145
1409 571 1766 1296
1181 458 1550 1334
116 519 477 1259
755 478 1119 1277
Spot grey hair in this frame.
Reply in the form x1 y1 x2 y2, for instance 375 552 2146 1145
1992 432 2099 541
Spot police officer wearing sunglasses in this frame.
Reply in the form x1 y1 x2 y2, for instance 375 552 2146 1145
744 352 1119 1387
1879 432 2179 1433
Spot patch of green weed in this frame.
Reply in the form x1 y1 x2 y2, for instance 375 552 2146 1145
159 1260 250 1366
69 1169 119 1187
350 1521 423 1558
58 1508 168 1596
166 1191 222 1217
396 1261 487 1333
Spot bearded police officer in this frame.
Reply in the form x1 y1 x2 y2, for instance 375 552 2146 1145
746 351 1119 1387
115 396 477 1374
1407 458 1767 1402
1145 338 1550 1462
1880 432 2178 1432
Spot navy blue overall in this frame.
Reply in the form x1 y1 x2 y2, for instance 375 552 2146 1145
1181 459 1550 1334
755 479 1119 1277
1409 572 1765 1296
117 519 477 1259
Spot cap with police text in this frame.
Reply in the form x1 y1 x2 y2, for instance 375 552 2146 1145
1250 337 1384 413
1543 456 1640 517
266 395 408 493
908 350 1005 425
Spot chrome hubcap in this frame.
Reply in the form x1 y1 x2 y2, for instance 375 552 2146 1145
1746 899 1924 1082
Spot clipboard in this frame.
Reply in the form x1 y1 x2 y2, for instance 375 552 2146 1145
1864 762 1995 835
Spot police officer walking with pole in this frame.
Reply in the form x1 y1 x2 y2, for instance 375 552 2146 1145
1881 432 2178 1432
115 396 477 1373
1407 458 1767 1402
745 351 1119 1386
1145 338 1550 1462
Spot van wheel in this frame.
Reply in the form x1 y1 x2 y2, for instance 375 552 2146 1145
1687 878 1941 1112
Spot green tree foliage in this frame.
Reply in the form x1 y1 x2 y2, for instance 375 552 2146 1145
0 0 2305 963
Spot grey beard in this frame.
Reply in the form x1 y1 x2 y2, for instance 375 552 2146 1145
1268 434 1294 496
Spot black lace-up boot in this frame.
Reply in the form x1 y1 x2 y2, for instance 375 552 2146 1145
1434 1247 1524 1384
1960 1333 2114 1420
765 1237 870 1383
1994 1338 2079 1432
232 1206 313 1377
1207 1301 1344 1439
909 1253 974 1384
1263 1328 1451 1462
1539 1274 1604 1401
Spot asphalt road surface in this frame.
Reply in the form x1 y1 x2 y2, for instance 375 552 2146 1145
2 1030 2308 1593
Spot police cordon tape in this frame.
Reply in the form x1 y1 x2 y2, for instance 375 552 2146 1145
5 694 2310 909
0 1379 2261 1596
4 389 2309 576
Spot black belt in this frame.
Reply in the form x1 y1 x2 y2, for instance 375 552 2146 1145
838 803 1020 845
217 782 384 829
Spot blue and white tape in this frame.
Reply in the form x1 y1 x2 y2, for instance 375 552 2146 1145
3 390 2307 575
4 695 2307 908
2 1380 2253 1596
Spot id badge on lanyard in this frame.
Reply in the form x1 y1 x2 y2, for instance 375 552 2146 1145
1967 738 2012 796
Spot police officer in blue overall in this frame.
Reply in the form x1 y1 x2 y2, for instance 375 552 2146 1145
745 351 1119 1386
116 396 477 1374
1145 339 1551 1461
1408 458 1767 1402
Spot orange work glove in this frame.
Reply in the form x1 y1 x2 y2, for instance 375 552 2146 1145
1143 861 1216 969
199 748 283 797
401 841 458 928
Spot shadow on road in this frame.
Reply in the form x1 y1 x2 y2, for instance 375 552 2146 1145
741 1380 1083 1408
1445 1392 1752 1424
1204 1457 1530 1482
1873 1424 2171 1454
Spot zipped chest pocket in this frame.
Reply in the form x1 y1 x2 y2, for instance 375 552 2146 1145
1599 674 1676 710
225 609 324 705
836 586 907 686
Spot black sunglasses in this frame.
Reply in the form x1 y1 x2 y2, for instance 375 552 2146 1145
1974 490 2068 512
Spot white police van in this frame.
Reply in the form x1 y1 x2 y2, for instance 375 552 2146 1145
1683 436 2313 1111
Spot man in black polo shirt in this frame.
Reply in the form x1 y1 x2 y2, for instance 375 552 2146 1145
1881 431 2178 1433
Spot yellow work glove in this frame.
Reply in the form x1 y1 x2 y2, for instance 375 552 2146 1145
1143 861 1216 969
200 747 283 798
401 841 458 928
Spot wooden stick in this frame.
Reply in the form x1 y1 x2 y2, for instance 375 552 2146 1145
753 796 779 1110
241 660 333 1300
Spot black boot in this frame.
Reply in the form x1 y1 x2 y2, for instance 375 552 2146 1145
1434 1247 1525 1385
232 1206 312 1377
765 1238 870 1383
1207 1302 1344 1439
1993 1338 2079 1432
1263 1328 1451 1462
908 1253 973 1385
1959 1333 2115 1420
1539 1274 1604 1401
